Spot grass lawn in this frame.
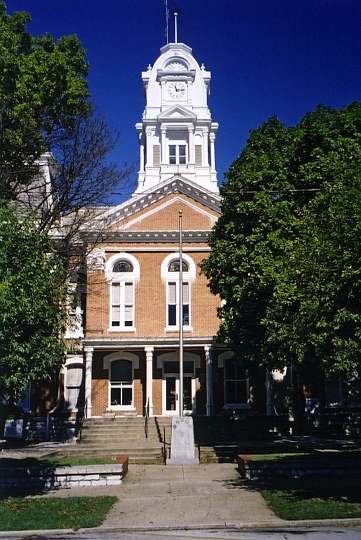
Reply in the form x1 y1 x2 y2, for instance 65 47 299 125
262 482 361 520
43 454 116 466
243 452 308 461
0 496 117 531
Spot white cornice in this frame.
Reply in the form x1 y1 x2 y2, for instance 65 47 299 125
94 175 220 227
121 195 217 231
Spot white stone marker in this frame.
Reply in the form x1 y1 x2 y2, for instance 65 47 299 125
166 416 199 465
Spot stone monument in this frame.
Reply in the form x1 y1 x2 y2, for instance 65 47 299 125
166 415 199 465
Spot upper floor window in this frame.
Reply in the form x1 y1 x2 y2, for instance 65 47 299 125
113 260 133 273
161 254 196 331
105 253 140 331
111 282 134 328
168 259 189 272
169 144 186 165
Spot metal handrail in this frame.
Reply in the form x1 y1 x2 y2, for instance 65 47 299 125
163 426 167 462
144 398 149 439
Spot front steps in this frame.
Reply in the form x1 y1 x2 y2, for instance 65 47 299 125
68 416 172 464
64 416 243 464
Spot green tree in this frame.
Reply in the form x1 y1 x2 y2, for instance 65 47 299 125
202 103 361 378
0 0 89 198
0 2 128 408
0 204 66 403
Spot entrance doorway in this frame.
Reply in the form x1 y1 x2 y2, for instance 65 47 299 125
158 352 200 416
164 375 194 415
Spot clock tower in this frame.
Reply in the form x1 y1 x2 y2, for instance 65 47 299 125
135 40 219 194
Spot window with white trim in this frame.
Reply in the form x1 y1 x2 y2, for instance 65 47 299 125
169 144 187 165
224 356 249 406
111 281 134 328
167 280 190 327
164 258 192 329
110 359 133 407
106 255 139 331
161 253 195 331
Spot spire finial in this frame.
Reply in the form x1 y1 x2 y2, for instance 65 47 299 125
174 11 178 43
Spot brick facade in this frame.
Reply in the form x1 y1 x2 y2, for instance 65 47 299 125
81 189 223 417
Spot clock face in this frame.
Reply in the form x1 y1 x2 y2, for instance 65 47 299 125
167 81 186 99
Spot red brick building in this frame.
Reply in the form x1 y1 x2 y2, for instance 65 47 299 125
62 39 257 420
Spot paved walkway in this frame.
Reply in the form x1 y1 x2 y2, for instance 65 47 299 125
46 463 280 528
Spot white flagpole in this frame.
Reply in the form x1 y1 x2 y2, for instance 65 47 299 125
174 11 178 44
179 210 183 417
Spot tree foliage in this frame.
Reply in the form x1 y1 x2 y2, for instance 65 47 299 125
0 2 129 246
0 0 89 197
0 205 66 402
202 103 361 376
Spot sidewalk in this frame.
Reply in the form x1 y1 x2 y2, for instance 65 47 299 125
45 463 280 528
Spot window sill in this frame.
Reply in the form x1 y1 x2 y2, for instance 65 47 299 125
165 326 193 332
108 327 137 332
106 406 136 411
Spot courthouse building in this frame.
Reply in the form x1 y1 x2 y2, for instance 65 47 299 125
61 38 261 420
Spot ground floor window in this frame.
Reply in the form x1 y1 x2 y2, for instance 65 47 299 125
110 359 133 407
224 356 249 406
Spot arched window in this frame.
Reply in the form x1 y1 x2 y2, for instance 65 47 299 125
161 254 196 330
113 260 133 273
105 253 140 331
110 359 133 407
168 259 189 272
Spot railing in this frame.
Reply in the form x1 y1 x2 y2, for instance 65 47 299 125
163 427 166 462
144 398 150 439
76 411 86 442
162 426 172 463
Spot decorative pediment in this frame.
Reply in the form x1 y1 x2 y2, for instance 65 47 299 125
119 194 218 232
158 105 197 122
93 176 221 231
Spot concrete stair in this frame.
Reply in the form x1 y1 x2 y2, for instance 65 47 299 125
69 416 172 464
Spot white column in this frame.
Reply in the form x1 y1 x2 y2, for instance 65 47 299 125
202 128 209 166
145 127 152 167
205 345 213 416
265 369 274 416
209 132 216 171
139 131 144 172
84 346 93 418
161 127 167 165
145 346 154 416
188 126 195 164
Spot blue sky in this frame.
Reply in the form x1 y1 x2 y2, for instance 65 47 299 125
6 0 361 200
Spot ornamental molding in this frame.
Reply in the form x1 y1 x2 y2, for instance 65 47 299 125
104 252 140 281
96 176 221 228
158 104 197 121
165 61 188 71
81 230 210 244
86 248 106 271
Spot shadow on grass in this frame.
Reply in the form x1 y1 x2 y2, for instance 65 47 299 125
247 476 361 502
257 478 361 520
218 452 361 502
0 457 58 497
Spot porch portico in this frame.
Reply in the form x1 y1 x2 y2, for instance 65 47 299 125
82 338 216 418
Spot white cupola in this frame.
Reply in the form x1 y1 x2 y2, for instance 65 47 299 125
135 38 219 194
